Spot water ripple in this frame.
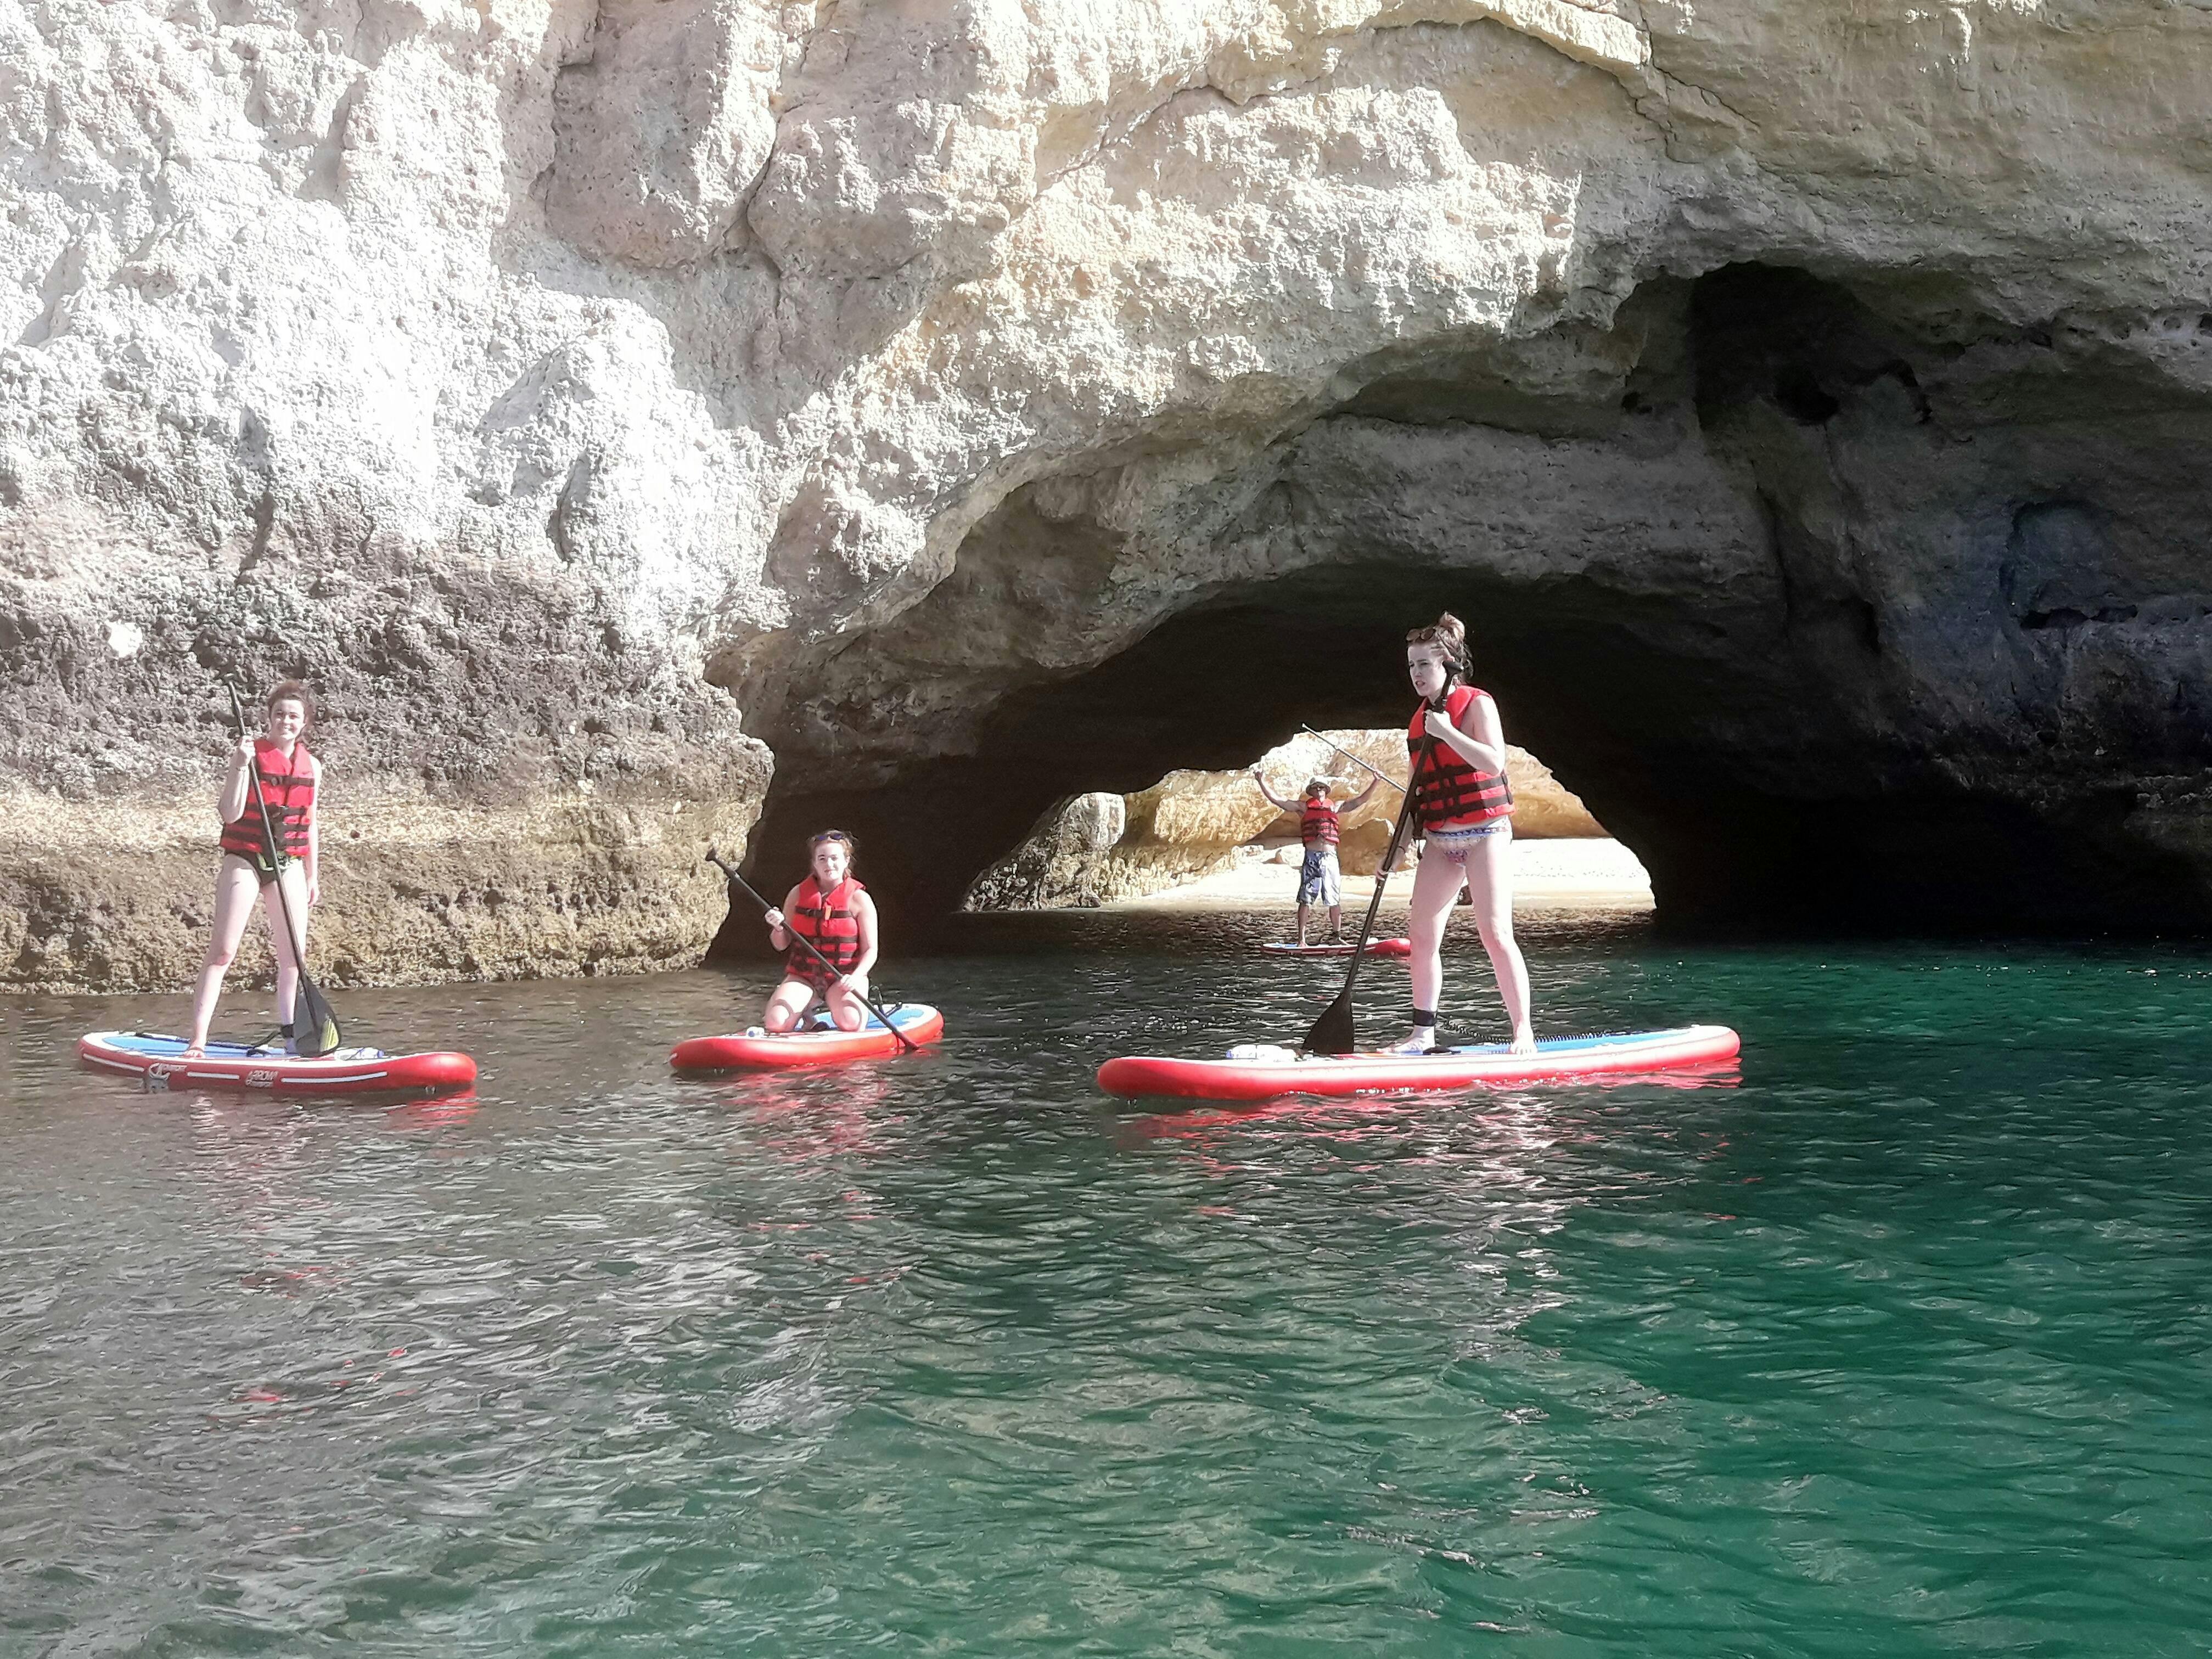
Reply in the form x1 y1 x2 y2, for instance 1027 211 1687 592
4 925 2210 1654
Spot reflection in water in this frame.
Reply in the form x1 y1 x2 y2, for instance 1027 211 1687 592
383 1089 482 1132
704 1064 906 1162
1119 1059 1741 1148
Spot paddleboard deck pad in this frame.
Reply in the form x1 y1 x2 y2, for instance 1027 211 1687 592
1098 1024 1739 1101
671 1003 945 1070
78 1031 478 1096
1260 937 1412 958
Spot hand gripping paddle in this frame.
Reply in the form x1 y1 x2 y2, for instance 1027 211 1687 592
1300 739 1428 1058
705 848 919 1053
227 684 342 1056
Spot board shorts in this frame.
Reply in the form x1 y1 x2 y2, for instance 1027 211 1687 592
1297 845 1341 907
1423 818 1511 866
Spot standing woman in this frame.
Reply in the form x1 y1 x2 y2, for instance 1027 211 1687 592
183 681 321 1056
1396 616 1536 1055
761 830 880 1033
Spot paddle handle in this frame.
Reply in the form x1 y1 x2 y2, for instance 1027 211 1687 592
704 849 918 1053
1298 726 1404 794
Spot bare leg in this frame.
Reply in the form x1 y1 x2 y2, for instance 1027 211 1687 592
186 859 263 1054
824 974 872 1032
1294 899 1311 947
1462 826 1534 1054
261 862 309 1037
764 980 817 1032
1404 842 1464 1021
1326 902 1344 941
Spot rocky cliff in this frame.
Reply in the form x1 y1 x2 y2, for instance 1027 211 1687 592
7 0 2211 987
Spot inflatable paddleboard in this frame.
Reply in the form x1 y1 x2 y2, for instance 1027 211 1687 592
670 1003 945 1070
1260 937 1413 958
1098 1024 1740 1102
78 1031 478 1096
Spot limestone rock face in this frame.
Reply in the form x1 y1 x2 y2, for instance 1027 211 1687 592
0 0 777 987
1243 736 1607 846
6 0 2212 985
962 790 1130 910
1507 750 1606 840
964 730 1604 909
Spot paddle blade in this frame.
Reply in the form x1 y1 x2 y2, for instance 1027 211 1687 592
1303 989 1356 1057
292 976 343 1057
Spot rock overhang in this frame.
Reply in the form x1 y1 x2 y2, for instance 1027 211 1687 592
5 0 2212 985
751 260 2212 941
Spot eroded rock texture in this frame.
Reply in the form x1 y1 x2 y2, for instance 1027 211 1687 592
963 730 1601 910
5 0 2210 986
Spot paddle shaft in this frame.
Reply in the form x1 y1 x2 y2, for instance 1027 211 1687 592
706 850 918 1051
227 685 337 1054
1302 740 1428 1055
1298 726 1405 794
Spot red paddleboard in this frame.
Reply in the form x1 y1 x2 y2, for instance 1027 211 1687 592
1260 937 1412 958
78 1031 476 1096
671 1003 945 1070
1098 1025 1740 1102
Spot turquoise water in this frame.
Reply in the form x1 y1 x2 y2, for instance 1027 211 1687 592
4 908 2209 1655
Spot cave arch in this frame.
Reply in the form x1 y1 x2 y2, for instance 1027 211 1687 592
726 264 2212 953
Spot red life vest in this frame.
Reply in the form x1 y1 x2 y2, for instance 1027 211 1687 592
1300 798 1340 845
785 875 867 988
1408 687 1513 830
219 738 315 867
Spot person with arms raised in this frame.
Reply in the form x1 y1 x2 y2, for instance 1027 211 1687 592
1251 769 1380 946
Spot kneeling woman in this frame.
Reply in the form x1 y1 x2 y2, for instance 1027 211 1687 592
1397 615 1536 1056
761 830 880 1032
184 681 321 1057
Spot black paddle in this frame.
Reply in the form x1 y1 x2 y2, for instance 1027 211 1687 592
704 848 919 1053
227 684 341 1056
1300 740 1428 1057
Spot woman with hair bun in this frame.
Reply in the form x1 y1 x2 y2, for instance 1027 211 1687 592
182 679 322 1057
1396 614 1535 1055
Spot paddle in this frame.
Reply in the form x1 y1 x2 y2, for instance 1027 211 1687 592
227 684 341 1056
1299 726 1405 794
704 847 919 1052
1300 739 1428 1057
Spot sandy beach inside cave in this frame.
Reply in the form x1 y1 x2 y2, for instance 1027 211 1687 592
1110 837 1653 913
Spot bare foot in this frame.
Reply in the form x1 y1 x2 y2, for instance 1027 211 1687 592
181 1045 204 1059
1508 1028 1537 1058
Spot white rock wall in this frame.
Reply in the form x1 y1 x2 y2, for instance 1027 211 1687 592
5 0 2211 977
